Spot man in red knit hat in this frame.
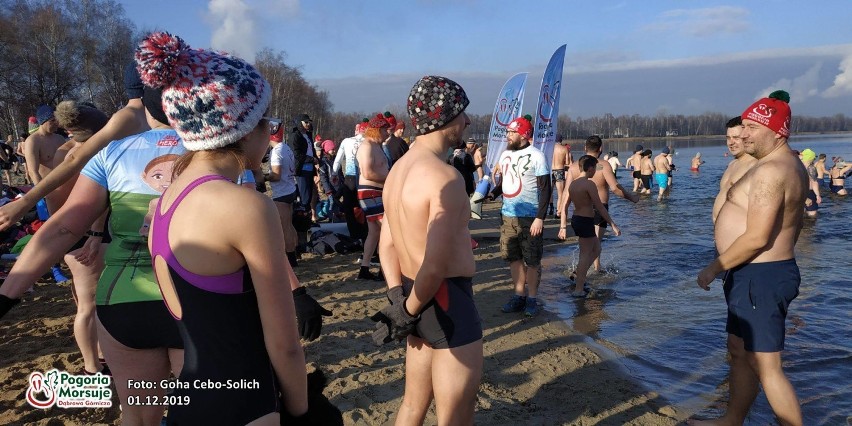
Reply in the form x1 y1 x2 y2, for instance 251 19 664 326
695 90 804 426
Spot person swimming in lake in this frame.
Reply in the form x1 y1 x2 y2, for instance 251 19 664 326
690 152 705 172
829 157 852 195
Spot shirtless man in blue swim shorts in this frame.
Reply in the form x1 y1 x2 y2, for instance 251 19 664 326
695 90 805 426
372 76 482 425
653 148 671 202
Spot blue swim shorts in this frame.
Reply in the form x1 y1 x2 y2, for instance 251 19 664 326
723 259 800 352
654 173 668 189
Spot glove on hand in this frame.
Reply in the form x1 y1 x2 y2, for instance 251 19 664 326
0 295 20 320
292 287 332 341
279 370 344 426
386 286 405 305
369 296 419 346
370 286 406 346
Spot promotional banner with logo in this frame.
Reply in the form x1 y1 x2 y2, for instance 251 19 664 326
532 44 566 171
485 72 527 172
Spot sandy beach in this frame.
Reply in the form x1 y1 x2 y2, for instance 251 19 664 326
0 201 682 425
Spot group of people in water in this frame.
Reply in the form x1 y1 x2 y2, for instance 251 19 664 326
0 28 827 426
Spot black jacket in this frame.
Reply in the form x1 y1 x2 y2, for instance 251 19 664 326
288 123 314 176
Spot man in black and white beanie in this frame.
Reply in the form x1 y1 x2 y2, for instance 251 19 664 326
369 75 482 425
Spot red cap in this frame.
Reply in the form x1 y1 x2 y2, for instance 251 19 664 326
270 125 284 142
741 90 791 137
507 116 532 139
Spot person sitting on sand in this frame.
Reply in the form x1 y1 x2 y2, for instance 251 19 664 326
558 155 621 297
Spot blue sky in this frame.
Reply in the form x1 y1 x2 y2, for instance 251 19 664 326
119 0 852 117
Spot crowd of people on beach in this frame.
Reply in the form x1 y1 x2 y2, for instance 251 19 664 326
0 31 832 426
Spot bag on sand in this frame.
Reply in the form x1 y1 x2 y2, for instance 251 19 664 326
308 230 362 255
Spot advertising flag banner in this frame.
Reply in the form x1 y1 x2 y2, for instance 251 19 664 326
485 72 527 171
532 44 566 170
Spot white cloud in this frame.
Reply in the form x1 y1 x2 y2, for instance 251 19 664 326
644 6 749 37
207 0 258 61
206 0 299 62
566 44 852 74
755 62 822 103
822 54 852 98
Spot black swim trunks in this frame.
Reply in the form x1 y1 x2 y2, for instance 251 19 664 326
551 169 566 183
723 259 800 352
402 276 482 349
640 174 652 189
570 215 596 238
593 203 609 228
805 190 818 212
632 170 641 179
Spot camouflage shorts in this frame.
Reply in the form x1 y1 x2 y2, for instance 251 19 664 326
500 216 543 267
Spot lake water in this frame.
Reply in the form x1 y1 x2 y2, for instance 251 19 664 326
539 134 852 425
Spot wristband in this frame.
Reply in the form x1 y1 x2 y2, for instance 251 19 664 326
559 226 567 230
86 230 105 237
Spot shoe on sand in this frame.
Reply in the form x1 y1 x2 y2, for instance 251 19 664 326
501 295 526 313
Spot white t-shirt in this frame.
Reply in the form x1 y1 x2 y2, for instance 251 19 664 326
333 135 362 177
270 142 297 198
497 144 549 218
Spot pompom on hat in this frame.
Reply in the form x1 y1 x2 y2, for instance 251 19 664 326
506 116 533 139
368 113 390 129
741 90 791 137
54 100 108 142
27 116 39 134
407 76 469 135
135 32 271 151
383 111 398 130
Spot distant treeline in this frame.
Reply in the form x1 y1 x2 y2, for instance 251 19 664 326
1 1 848 144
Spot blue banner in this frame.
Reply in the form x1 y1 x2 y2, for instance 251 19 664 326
532 45 566 171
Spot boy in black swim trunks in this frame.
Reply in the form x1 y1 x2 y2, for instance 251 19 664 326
557 155 620 297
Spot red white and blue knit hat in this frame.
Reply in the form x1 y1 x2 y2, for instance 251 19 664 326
135 32 271 151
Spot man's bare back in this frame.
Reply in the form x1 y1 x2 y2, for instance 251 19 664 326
552 143 568 171
715 148 806 263
383 148 475 279
640 156 653 175
654 154 669 174
566 159 616 204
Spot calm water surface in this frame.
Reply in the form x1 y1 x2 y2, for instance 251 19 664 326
540 134 852 425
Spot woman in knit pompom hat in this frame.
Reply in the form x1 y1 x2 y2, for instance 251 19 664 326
137 32 316 424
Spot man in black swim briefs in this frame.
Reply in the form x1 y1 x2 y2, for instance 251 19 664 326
695 90 805 426
370 76 482 425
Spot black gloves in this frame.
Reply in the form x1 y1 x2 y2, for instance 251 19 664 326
292 287 332 341
370 287 419 346
0 295 20 320
280 370 344 426
386 286 405 305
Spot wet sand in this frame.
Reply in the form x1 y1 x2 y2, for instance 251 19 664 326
0 201 680 425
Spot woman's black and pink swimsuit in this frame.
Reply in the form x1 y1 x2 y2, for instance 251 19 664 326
150 175 280 425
